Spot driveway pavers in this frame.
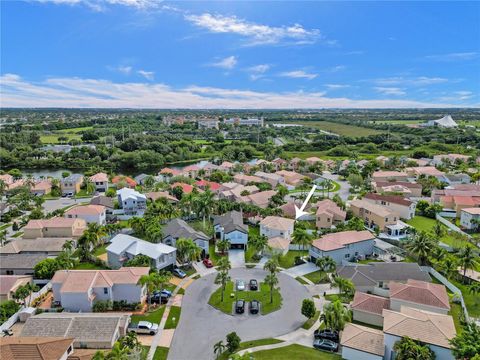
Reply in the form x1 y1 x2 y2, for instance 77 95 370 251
228 249 245 268
282 262 318 277
168 268 310 360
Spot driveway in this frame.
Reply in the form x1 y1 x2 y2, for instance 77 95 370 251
321 172 351 202
282 262 318 277
168 268 310 360
228 249 245 268
42 197 91 214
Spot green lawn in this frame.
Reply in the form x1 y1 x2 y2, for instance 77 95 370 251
449 302 464 333
357 259 384 264
164 306 181 329
73 262 107 270
74 189 94 198
142 346 169 360
218 339 284 360
274 120 383 137
304 271 329 284
209 242 223 263
57 126 94 133
278 250 309 269
324 294 352 304
448 278 480 317
40 133 82 144
208 281 282 315
406 216 472 248
93 244 108 257
302 310 320 330
0 223 11 230
295 276 310 285
131 306 166 324
252 344 341 360
12 232 23 238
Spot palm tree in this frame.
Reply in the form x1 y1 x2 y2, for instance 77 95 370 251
87 223 107 245
217 256 231 272
214 269 231 302
264 273 279 303
176 238 202 265
0 230 7 247
292 227 313 251
438 256 459 279
315 256 336 284
92 351 105 360
432 220 445 239
195 189 215 227
263 256 280 274
129 217 146 236
458 246 479 280
468 282 480 295
213 340 226 359
249 235 268 257
24 282 39 307
321 300 351 331
331 276 355 299
138 272 163 306
106 342 130 360
217 238 230 256
393 336 435 360
405 231 437 266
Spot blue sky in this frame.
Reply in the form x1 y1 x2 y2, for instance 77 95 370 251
1 0 479 108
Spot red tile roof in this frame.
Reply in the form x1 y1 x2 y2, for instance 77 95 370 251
196 180 221 191
171 182 194 194
351 291 390 315
389 279 450 310
112 176 137 187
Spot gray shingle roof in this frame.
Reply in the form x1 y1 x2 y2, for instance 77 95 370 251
213 211 248 234
162 218 209 241
0 254 50 270
90 196 114 209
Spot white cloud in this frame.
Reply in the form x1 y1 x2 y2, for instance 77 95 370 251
2 73 470 109
325 84 350 90
184 13 323 46
33 0 162 11
247 64 270 80
375 76 448 86
113 65 132 75
210 56 237 70
425 52 478 61
327 65 346 73
137 70 154 80
374 87 406 96
279 70 317 80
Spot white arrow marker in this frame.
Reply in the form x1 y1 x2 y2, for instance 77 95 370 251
294 184 317 220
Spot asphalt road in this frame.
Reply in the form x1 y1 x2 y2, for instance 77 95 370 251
42 197 92 214
168 268 310 360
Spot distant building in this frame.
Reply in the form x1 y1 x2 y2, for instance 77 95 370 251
259 216 295 240
89 172 109 192
423 115 458 128
116 188 146 217
197 118 219 129
162 218 210 257
460 207 480 230
23 217 87 239
60 174 83 196
224 117 264 126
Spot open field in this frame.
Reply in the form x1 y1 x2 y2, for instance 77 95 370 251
57 126 94 133
40 133 82 144
273 120 384 137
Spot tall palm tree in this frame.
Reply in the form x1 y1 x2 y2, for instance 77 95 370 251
315 256 336 284
405 231 437 266
87 223 107 245
217 256 232 272
264 273 279 304
138 272 163 306
196 189 215 227
393 336 435 360
176 238 201 265
438 256 459 279
321 300 351 331
106 342 130 360
468 282 480 295
432 220 445 239
213 340 226 359
217 239 230 255
214 269 231 302
263 256 280 274
458 246 479 280
249 234 268 256
331 276 355 298
292 227 313 251
24 282 39 307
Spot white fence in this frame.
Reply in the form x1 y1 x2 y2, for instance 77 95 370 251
436 214 471 238
421 266 470 322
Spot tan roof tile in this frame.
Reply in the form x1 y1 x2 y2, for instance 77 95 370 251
389 279 450 310
351 291 390 315
340 323 384 356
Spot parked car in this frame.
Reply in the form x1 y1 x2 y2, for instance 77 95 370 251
314 329 339 342
203 258 213 268
249 300 259 314
150 293 168 304
235 300 245 314
313 339 338 352
153 289 172 297
128 321 159 335
249 279 258 291
236 280 246 291
173 268 186 278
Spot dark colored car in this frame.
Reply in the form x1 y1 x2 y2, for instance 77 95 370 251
150 293 168 304
249 279 258 291
313 339 338 352
249 300 259 314
173 268 186 278
314 329 339 342
235 300 245 314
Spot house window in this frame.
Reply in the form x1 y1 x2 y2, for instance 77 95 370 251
344 254 350 258
103 288 108 294
379 281 384 288
355 251 359 256
6 270 13 275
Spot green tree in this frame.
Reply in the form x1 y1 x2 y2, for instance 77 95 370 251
137 272 165 306
226 332 241 353
264 273 279 304
393 336 436 360
321 300 351 331
301 298 316 319
249 234 268 256
213 340 226 359
217 238 230 256
176 238 202 265
215 257 232 302
458 246 479 280
450 323 480 360
405 231 437 266
292 227 313 251
263 256 280 275
34 258 60 279
315 256 336 284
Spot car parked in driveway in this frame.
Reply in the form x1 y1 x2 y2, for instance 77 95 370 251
236 280 246 291
249 279 258 291
249 300 259 314
128 321 159 335
235 300 245 314
173 268 187 278
314 328 339 342
313 339 338 352
203 258 213 268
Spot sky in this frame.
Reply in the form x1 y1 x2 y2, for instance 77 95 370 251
1 0 479 109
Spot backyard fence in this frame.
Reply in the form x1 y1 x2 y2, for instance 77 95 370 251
436 214 471 238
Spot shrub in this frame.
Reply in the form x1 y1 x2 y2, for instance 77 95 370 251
92 300 112 312
0 300 20 323
301 299 316 319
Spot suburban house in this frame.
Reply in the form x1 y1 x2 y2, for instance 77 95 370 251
201 162 220 176
89 172 109 192
372 171 408 183
0 237 71 256
213 211 249 250
233 174 264 186
0 253 50 275
64 204 106 225
433 153 470 165
107 234 177 270
196 180 222 192
21 312 130 349
305 156 323 166
340 323 384 360
0 337 75 360
116 188 147 218
363 193 416 220
60 174 84 196
162 218 210 257
90 195 115 221
389 279 450 314
431 184 480 203
315 199 346 229
440 173 471 185
309 230 376 264
460 207 480 230
30 180 52 196
219 183 259 202
23 217 87 239
275 170 306 187
240 190 277 209
350 199 409 239
336 262 431 293
219 161 235 172
0 275 33 301
267 236 291 256
383 307 456 360
439 195 480 216
253 171 285 187
146 191 179 204
259 216 295 240
112 175 137 189
51 267 149 312
170 182 196 195
134 173 150 186
181 165 201 178
373 181 423 198
351 291 390 327
158 167 182 183
406 166 445 179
